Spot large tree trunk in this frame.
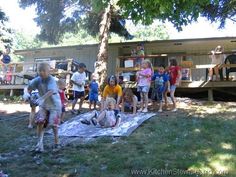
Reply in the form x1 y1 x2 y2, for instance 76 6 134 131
94 4 112 87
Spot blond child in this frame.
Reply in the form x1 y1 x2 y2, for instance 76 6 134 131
27 63 62 152
81 97 121 128
136 60 153 113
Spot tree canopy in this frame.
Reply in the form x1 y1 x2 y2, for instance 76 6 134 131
19 0 133 44
19 0 236 45
117 0 236 30
0 8 13 51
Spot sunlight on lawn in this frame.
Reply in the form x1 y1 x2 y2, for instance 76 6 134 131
221 143 233 150
189 153 235 175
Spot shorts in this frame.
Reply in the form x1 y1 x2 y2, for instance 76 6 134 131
89 92 98 102
30 100 38 107
35 108 60 127
73 91 85 99
124 104 133 112
170 85 177 92
137 86 150 93
61 106 65 113
99 115 117 127
29 93 39 107
151 89 163 101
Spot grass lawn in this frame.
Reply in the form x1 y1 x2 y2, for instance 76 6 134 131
0 100 236 177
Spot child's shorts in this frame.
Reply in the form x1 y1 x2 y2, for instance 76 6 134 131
35 108 60 127
61 106 65 113
124 102 133 112
73 91 85 99
99 116 116 127
89 92 98 102
170 85 177 92
137 86 150 93
151 88 163 101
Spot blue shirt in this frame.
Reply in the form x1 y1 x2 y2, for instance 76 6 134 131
89 80 99 94
152 72 169 92
28 75 61 111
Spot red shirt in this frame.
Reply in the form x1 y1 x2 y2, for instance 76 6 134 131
169 66 181 85
59 90 66 106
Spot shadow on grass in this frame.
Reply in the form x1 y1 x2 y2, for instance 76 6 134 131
0 105 236 177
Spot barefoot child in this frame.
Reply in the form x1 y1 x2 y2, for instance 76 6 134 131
58 79 69 123
23 87 39 128
151 65 170 112
81 97 121 128
136 60 153 112
27 63 62 152
168 58 181 112
71 63 87 114
121 88 138 114
89 73 99 110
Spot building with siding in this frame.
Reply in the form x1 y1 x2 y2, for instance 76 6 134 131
15 37 236 81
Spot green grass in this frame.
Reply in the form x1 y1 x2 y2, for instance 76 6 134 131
0 102 236 177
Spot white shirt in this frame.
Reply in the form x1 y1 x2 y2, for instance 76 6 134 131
71 71 86 92
210 52 225 65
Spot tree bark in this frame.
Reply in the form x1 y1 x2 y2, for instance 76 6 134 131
94 4 112 87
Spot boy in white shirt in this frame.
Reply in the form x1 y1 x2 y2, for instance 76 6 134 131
70 63 87 114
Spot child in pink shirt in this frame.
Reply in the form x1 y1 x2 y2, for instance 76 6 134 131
136 59 153 112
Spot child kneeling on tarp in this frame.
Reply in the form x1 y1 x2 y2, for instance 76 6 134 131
81 97 121 128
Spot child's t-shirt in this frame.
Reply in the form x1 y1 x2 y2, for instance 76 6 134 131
102 85 122 99
28 75 61 111
59 89 66 106
89 81 99 94
71 71 87 92
169 66 181 85
152 72 169 93
137 68 152 86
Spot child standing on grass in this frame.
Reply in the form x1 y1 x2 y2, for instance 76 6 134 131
70 63 87 114
163 67 170 110
27 62 62 152
121 88 138 114
58 79 68 124
136 59 153 113
89 73 99 110
81 97 121 128
168 58 181 112
151 65 170 112
23 87 39 128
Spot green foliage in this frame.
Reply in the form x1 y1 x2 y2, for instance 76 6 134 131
19 0 133 44
117 0 210 31
202 0 236 28
13 31 43 50
117 0 236 30
0 8 13 49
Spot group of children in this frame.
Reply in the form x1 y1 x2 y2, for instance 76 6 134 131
136 58 181 113
23 57 181 152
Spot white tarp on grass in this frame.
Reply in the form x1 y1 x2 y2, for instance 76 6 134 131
57 112 156 137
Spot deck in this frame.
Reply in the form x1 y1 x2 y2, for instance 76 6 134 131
1 58 236 101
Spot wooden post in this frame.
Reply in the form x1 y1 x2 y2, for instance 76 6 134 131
10 89 14 96
208 88 214 101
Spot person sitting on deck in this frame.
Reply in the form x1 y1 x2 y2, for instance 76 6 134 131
208 45 226 81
